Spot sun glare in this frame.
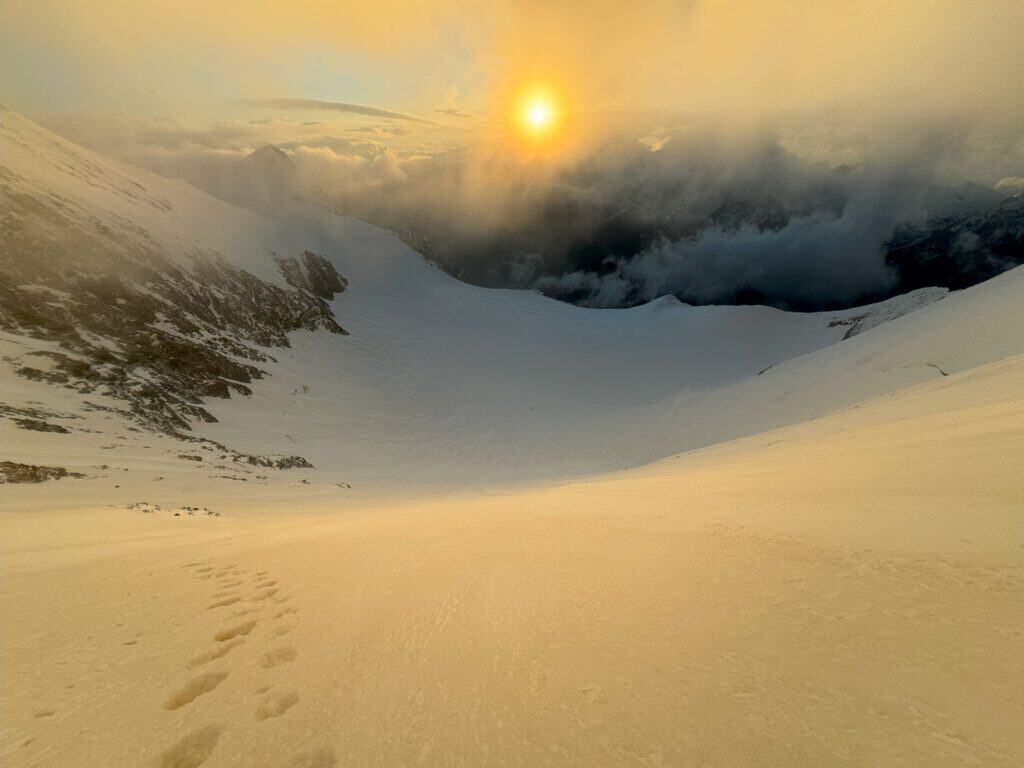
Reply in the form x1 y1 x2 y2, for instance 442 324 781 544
526 99 553 128
520 92 558 137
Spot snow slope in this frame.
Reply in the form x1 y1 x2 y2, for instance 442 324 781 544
3 350 1022 767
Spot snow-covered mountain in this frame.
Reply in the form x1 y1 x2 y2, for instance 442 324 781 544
3 108 1023 509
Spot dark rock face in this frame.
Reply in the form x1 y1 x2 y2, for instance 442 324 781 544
0 168 348 448
0 461 85 483
886 194 1024 293
245 454 315 470
275 251 349 301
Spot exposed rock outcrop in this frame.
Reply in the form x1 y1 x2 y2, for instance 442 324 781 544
0 461 86 483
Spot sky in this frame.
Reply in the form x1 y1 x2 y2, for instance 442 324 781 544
4 1 1023 122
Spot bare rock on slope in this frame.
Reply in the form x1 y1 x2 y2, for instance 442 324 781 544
0 461 86 483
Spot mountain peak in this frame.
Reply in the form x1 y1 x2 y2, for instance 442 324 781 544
238 144 294 171
228 143 336 213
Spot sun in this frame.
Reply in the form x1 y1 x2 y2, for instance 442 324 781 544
525 98 554 130
519 92 559 136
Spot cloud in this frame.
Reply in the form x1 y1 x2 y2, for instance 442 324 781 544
37 112 450 216
298 116 1018 310
536 207 902 310
996 177 1024 191
238 98 436 125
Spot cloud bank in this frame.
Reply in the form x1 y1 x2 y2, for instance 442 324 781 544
239 99 437 125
